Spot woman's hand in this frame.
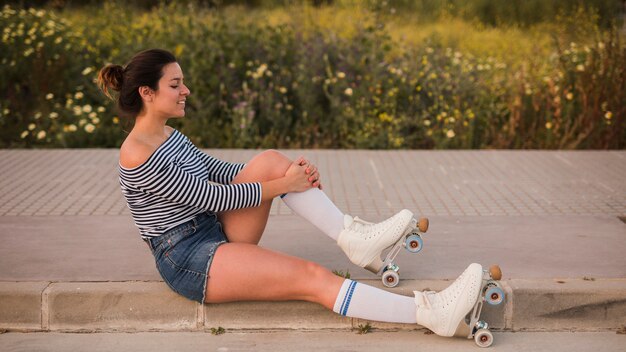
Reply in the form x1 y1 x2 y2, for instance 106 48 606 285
285 156 323 192
299 157 323 190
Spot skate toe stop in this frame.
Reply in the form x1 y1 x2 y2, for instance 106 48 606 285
418 218 429 232
489 265 502 281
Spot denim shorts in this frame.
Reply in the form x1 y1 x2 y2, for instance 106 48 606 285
144 212 228 303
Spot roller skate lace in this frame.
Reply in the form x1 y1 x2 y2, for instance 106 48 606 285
344 211 411 241
346 217 381 239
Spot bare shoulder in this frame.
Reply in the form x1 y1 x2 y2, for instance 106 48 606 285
119 127 175 169
119 136 157 169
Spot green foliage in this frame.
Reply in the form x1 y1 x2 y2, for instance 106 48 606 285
0 2 624 149
0 6 116 147
361 0 622 28
210 326 226 335
503 30 625 149
332 269 351 279
357 322 371 334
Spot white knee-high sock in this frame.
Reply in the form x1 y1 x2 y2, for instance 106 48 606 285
332 279 417 324
281 188 344 241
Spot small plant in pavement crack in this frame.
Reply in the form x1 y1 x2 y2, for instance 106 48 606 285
211 327 226 335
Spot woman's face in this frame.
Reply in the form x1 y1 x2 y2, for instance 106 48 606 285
152 62 191 118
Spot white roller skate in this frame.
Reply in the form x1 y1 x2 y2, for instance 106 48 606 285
414 263 505 348
337 209 429 287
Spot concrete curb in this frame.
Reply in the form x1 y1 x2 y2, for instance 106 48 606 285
1 279 625 333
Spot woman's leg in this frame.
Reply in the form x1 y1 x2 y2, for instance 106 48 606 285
205 242 418 324
205 242 344 308
205 243 486 336
219 149 415 274
218 150 292 244
220 149 345 245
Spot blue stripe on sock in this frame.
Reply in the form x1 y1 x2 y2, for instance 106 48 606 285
341 281 357 316
339 281 353 315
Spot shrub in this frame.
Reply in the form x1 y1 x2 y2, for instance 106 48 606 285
0 6 116 147
0 3 623 149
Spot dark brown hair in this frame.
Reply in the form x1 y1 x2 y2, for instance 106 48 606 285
98 49 177 120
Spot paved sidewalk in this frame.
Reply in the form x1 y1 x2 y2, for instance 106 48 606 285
2 331 626 352
0 149 625 332
1 149 625 218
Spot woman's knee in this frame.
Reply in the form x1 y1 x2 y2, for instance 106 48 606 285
247 149 292 179
256 149 290 165
300 261 334 287
295 261 339 305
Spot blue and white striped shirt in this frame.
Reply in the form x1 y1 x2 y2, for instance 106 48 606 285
118 129 262 239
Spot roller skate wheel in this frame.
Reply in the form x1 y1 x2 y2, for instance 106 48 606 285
474 329 493 348
485 286 505 305
382 270 400 288
417 218 429 232
489 265 502 281
404 234 423 253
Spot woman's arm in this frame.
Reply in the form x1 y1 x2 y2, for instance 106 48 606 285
120 157 315 212
121 160 261 212
189 142 245 184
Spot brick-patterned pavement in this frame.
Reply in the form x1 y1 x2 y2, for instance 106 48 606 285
1 149 624 218
1 149 625 281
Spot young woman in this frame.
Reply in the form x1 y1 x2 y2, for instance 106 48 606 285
98 49 484 337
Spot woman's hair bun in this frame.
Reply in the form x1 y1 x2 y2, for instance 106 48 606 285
97 64 124 99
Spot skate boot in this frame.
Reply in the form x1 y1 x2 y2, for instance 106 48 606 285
337 209 414 274
414 263 483 337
